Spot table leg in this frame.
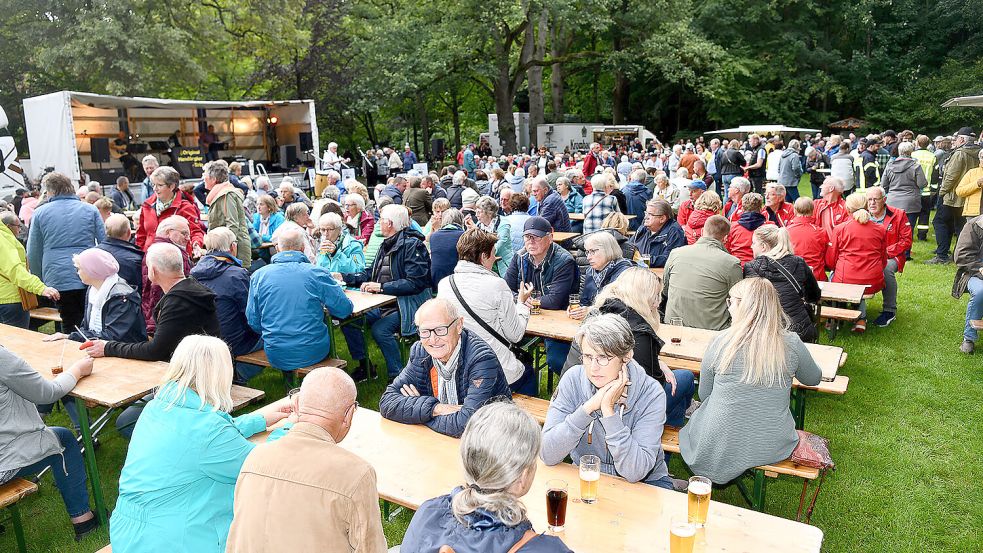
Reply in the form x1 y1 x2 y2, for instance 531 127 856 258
10 501 27 553
791 388 806 430
76 404 108 525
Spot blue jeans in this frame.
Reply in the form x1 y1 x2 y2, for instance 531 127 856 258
0 302 29 328
340 308 403 377
509 364 540 396
785 183 800 204
964 277 983 341
14 427 90 517
721 174 737 194
651 474 674 490
116 393 154 439
664 369 695 427
933 198 964 259
545 339 571 375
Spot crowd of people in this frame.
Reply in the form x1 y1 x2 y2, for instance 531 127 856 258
1 122 982 552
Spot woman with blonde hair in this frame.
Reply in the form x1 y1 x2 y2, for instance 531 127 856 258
679 278 822 483
744 225 821 342
110 336 291 553
423 197 452 242
683 190 722 244
402 402 573 552
826 191 888 332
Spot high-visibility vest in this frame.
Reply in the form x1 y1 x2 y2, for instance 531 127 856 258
853 155 880 190
911 149 936 196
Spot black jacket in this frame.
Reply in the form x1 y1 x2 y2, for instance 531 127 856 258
105 277 221 361
571 229 638 288
743 255 821 342
68 279 146 344
97 237 145 296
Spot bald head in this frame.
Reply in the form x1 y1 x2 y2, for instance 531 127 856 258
277 226 306 252
296 367 358 441
104 214 132 240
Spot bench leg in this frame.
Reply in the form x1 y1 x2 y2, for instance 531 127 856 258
9 502 28 553
76 405 108 526
751 469 767 512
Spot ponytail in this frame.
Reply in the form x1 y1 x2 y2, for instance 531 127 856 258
853 208 871 224
452 484 528 527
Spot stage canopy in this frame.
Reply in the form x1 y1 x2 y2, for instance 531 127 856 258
941 95 983 108
705 125 821 138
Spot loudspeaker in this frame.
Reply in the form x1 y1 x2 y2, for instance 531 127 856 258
90 138 111 163
279 144 298 166
299 132 313 151
431 138 445 159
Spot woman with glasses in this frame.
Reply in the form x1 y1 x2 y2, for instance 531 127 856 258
541 313 673 489
678 278 822 484
110 335 291 553
342 190 374 244
315 212 366 275
567 232 634 318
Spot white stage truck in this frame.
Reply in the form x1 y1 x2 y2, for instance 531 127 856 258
537 124 659 153
22 91 319 201
0 105 27 200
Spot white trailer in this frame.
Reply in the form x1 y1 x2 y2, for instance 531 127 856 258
537 123 658 152
486 113 531 156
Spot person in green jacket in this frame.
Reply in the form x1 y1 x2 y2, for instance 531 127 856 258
315 212 366 274
0 211 60 327
109 335 290 553
204 160 252 268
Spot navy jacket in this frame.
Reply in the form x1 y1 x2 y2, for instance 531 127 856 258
401 487 573 553
505 244 579 310
97 237 145 296
631 220 687 268
536 191 572 233
429 224 465 289
191 252 261 357
380 184 403 205
580 258 635 307
622 181 651 231
68 279 146 344
379 330 511 438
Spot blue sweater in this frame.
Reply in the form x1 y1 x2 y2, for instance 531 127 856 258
535 191 572 233
27 195 105 291
191 253 261 357
429 224 465 289
622 181 651 231
379 329 511 438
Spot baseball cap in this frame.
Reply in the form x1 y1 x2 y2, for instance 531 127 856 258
688 180 707 190
955 127 977 138
523 216 553 237
461 187 479 207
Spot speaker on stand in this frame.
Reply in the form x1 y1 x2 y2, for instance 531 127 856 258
90 138 111 170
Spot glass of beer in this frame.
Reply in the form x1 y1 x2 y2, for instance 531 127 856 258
545 479 568 532
530 291 542 315
669 515 696 553
687 476 712 526
568 294 581 317
579 455 600 504
640 254 651 267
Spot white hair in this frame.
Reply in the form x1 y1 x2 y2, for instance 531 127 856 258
146 242 185 276
277 226 307 252
380 204 409 232
318 211 344 228
453 171 467 185
158 336 234 413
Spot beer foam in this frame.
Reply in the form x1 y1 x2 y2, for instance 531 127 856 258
671 522 696 538
579 471 600 481
688 481 711 495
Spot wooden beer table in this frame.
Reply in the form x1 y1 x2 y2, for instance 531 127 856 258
249 409 823 552
817 281 867 304
344 289 397 317
552 232 579 243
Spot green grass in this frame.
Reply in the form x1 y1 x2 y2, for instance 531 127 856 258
3 179 982 552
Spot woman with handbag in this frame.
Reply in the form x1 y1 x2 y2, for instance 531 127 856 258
436 228 537 395
743 225 821 342
0 210 60 327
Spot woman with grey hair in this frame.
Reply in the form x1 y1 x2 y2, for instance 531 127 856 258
471 195 513 275
541 313 672 490
882 141 926 234
569 232 634 318
401 402 573 552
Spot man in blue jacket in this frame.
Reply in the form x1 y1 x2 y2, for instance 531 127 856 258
529 177 571 233
631 200 686 268
247 227 353 381
622 169 651 231
97 214 144 295
379 298 510 438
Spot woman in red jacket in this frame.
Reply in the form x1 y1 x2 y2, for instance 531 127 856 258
683 190 722 244
726 193 774 266
826 192 888 333
786 197 829 281
136 166 205 256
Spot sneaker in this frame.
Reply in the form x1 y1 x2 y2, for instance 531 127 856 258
924 256 949 265
852 319 866 333
874 311 896 327
685 400 701 418
350 360 370 383
961 340 975 354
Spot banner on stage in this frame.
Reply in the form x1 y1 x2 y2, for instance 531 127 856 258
413 163 428 174
173 147 205 179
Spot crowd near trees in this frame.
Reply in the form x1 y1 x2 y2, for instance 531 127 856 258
2 0 982 156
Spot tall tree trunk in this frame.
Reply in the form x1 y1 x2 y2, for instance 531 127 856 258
417 93 430 159
451 90 462 154
611 0 630 124
526 7 548 147
494 73 517 154
549 22 567 123
590 34 600 122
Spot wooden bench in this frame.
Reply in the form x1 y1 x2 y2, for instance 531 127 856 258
235 349 346 377
512 394 823 516
1 478 38 553
28 307 62 323
971 320 983 330
819 305 862 322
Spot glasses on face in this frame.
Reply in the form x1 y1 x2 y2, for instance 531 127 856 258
524 234 548 243
585 247 601 256
582 353 615 367
419 321 455 339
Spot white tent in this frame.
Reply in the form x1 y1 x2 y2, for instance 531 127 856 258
22 91 319 183
941 95 983 108
705 125 821 138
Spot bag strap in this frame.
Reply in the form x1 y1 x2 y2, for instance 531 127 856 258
768 257 803 295
507 529 539 553
449 276 516 350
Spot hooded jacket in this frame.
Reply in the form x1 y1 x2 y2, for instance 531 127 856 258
206 183 252 269
622 181 651 231
726 212 772 266
940 142 982 208
882 157 927 215
248 250 353 371
955 166 983 217
777 148 803 188
683 209 714 245
786 216 828 281
430 224 466 290
743 255 821 342
69 278 147 344
136 192 204 255
0 222 45 304
106 277 221 361
97 237 145 296
315 232 366 275
379 329 511 438
190 252 261 357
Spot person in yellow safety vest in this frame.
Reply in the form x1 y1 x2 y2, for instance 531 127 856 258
853 137 881 190
911 135 939 241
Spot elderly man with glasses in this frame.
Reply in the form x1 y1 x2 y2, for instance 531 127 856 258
379 298 510 438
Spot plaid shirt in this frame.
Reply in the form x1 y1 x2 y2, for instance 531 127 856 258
581 192 621 234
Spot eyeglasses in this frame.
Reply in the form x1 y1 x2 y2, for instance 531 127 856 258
582 353 615 367
419 322 455 339
585 247 601 256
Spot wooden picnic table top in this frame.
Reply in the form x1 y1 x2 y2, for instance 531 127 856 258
817 281 867 304
344 289 397 317
249 408 823 553
552 232 579 243
0 324 167 408
525 311 845 382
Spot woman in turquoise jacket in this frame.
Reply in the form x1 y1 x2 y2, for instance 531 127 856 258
251 195 285 243
109 336 289 553
315 212 366 274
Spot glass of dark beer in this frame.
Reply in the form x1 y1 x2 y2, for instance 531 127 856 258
545 479 568 532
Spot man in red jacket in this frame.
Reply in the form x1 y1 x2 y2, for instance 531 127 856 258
136 166 205 256
813 176 850 237
786 197 829 281
865 186 911 327
676 180 707 226
582 142 601 179
725 193 774 266
765 184 795 226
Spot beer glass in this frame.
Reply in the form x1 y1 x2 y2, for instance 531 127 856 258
530 290 542 315
687 476 712 526
578 455 600 504
640 254 651 267
545 479 568 532
568 294 581 317
669 515 696 553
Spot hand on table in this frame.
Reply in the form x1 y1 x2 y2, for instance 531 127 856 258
84 340 107 358
432 403 462 417
42 287 60 301
400 384 421 397
42 332 68 342
360 282 383 294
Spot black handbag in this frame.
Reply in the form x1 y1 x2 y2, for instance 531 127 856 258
449 276 534 366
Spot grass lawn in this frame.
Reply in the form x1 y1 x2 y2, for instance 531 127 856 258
3 180 981 552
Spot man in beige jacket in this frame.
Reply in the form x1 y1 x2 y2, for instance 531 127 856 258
226 367 387 552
